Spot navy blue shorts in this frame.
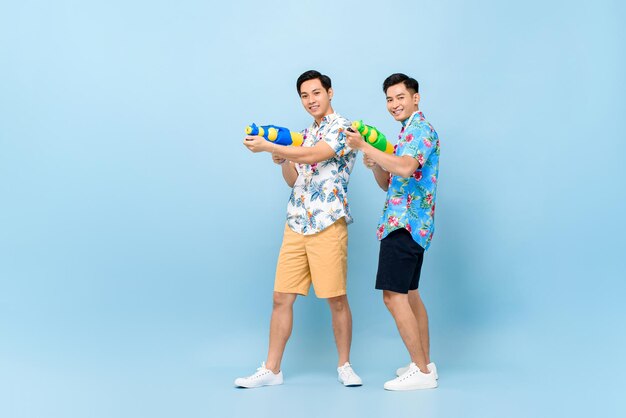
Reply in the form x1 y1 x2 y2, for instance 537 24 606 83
375 228 425 294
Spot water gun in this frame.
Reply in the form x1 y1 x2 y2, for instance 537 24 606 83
245 123 304 146
349 120 394 154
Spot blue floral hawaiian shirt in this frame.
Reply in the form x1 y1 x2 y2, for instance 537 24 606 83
287 113 357 235
377 110 440 250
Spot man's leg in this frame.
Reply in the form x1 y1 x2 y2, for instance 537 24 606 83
265 291 297 373
383 290 429 373
234 224 308 388
305 219 361 385
327 294 352 366
408 289 430 364
307 219 352 366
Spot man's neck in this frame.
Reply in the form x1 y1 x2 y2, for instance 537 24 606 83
315 108 335 125
402 107 420 124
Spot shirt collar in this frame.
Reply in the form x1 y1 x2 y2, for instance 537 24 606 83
312 112 337 128
401 110 423 127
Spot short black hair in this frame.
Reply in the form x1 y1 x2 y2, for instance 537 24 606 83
297 70 332 94
383 73 419 95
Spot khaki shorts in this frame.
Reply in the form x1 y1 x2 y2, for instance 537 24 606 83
274 218 348 298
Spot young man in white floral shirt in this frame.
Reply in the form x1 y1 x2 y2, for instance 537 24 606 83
238 70 362 388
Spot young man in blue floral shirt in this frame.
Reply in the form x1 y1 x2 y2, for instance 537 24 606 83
238 70 362 388
346 73 440 391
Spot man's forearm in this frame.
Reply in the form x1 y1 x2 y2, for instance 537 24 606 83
361 143 417 178
372 165 390 191
271 143 334 165
281 162 298 187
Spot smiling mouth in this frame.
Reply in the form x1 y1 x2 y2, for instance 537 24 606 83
309 105 319 111
392 108 403 116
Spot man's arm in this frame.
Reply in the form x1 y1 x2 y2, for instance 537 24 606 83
346 129 419 178
272 153 298 187
364 154 390 191
244 136 336 165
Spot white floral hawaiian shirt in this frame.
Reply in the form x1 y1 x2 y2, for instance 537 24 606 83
286 113 357 235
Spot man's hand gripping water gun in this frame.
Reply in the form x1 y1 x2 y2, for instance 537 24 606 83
345 120 394 154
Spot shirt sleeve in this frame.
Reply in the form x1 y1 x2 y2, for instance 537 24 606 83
399 123 436 168
323 119 354 156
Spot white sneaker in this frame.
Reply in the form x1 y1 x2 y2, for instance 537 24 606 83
234 362 283 388
396 362 438 379
384 363 437 391
337 362 362 387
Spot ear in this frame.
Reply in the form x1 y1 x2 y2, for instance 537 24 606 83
413 92 420 106
328 87 334 101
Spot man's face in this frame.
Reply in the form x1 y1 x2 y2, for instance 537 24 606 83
299 79 333 120
386 83 420 122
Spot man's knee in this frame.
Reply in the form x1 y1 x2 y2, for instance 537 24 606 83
327 294 348 312
273 292 296 309
383 291 405 311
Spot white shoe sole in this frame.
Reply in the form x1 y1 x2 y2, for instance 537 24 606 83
234 379 283 388
338 378 362 387
384 381 438 391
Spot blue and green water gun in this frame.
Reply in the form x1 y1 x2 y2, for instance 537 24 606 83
245 123 304 146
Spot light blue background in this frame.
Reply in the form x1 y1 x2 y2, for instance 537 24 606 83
1 1 625 417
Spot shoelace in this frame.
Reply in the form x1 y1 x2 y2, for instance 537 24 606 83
249 362 270 380
397 364 419 381
339 365 357 380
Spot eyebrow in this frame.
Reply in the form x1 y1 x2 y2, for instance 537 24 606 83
386 93 406 99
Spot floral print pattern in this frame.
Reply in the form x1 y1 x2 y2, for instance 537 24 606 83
287 113 357 234
377 111 440 250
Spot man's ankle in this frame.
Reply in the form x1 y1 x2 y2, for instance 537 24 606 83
265 362 280 374
412 362 429 374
